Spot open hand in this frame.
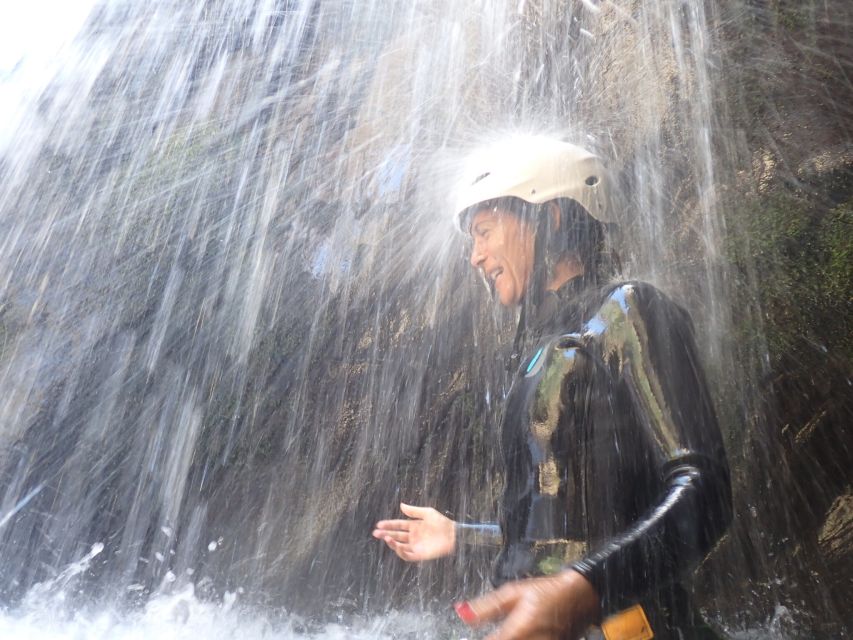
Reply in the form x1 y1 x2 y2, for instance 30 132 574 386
454 570 600 640
372 502 455 561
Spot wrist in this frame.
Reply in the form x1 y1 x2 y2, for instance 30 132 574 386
556 569 602 627
454 522 502 548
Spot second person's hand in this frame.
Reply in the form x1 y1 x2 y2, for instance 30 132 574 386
454 569 601 640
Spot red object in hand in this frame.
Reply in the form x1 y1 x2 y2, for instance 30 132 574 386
454 601 477 624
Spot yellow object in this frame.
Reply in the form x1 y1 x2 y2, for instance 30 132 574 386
601 604 654 640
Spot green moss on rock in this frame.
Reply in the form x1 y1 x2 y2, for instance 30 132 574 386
726 186 853 368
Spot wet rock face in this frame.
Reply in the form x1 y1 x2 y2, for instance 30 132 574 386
819 493 853 562
699 0 853 630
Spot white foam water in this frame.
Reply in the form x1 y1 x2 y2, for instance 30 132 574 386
0 544 461 640
0 589 458 640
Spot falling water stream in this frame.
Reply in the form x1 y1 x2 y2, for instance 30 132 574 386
0 0 850 638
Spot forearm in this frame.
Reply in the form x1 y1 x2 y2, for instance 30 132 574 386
569 456 731 615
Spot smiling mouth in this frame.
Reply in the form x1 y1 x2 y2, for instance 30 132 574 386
488 268 503 284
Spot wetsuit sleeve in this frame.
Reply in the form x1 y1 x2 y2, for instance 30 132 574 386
569 284 732 615
455 522 502 547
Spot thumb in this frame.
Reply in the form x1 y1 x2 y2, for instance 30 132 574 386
456 584 520 627
399 502 431 519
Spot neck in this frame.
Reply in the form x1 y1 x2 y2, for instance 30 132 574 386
546 257 585 292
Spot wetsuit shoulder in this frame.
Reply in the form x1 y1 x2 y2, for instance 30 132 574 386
590 281 689 329
580 281 691 369
569 280 733 615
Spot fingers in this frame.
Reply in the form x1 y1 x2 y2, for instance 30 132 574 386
399 502 433 518
372 529 409 543
457 575 586 640
483 605 539 640
373 504 438 563
384 536 417 561
462 591 552 640
373 519 412 532
457 584 520 627
487 632 552 640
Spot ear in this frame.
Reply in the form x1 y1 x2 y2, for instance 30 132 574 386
546 201 561 230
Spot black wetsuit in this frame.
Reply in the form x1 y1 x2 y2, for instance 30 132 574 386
483 278 732 638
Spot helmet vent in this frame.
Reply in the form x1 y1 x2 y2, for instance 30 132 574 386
472 172 491 185
585 175 599 186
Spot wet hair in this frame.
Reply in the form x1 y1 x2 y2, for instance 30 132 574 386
535 197 619 288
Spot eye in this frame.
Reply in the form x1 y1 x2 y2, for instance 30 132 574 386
472 225 492 240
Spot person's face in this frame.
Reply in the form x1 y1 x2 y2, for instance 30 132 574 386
468 207 535 307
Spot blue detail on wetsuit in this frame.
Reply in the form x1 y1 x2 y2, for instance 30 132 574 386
525 348 544 376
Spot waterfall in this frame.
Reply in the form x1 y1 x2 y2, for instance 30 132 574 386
0 0 849 636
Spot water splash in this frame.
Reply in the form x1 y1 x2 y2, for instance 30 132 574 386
1 545 463 639
0 0 849 636
3 583 457 640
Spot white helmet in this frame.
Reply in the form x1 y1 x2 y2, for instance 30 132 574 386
453 135 614 231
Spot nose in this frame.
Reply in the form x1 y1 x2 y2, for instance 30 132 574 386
469 239 485 269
